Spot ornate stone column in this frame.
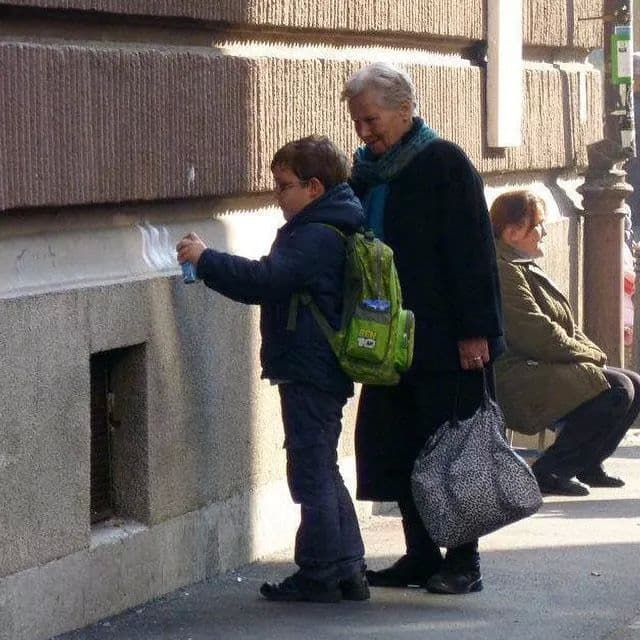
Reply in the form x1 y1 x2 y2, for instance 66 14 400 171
578 139 633 367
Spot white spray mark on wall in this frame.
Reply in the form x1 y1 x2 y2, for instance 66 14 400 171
187 165 197 190
137 222 178 271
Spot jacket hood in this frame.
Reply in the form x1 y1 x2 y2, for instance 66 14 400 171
284 183 365 234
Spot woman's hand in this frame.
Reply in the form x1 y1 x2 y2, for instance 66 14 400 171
458 337 489 370
176 232 207 266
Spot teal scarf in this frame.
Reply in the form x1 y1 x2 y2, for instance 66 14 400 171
353 118 439 239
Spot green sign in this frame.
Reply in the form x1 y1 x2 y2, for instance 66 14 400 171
612 25 632 85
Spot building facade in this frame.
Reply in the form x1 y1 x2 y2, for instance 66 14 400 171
0 2 602 638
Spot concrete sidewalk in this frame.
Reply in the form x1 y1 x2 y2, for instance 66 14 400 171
56 432 640 640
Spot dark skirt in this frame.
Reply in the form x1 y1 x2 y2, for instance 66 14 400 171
355 368 493 501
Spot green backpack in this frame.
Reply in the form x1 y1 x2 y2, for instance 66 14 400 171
287 226 415 386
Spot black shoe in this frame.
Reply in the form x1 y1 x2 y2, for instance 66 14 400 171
577 469 625 488
365 555 440 588
339 570 371 601
425 567 483 595
534 472 590 496
259 572 341 603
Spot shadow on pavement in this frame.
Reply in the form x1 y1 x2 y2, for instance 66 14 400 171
55 537 640 640
536 497 640 519
53 440 640 640
613 445 640 460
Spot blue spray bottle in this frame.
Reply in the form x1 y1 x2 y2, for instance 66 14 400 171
181 261 197 284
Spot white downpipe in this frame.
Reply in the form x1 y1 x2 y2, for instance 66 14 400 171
487 0 523 148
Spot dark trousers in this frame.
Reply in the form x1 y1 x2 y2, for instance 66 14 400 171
398 495 479 571
279 383 365 583
533 366 640 479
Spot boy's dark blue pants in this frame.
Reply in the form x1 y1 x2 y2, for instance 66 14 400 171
279 382 365 583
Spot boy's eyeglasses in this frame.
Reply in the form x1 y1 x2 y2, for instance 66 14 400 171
273 179 309 194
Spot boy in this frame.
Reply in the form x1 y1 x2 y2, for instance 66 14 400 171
176 136 368 603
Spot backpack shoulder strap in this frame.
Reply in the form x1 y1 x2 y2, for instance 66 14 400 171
286 292 316 332
287 292 337 346
315 223 348 240
287 222 349 345
287 294 301 332
286 223 350 339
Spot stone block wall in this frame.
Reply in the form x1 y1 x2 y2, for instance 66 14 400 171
0 42 602 210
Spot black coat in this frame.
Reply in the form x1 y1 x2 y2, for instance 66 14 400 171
197 183 365 397
351 133 505 500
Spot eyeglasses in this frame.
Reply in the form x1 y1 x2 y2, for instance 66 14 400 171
273 179 309 194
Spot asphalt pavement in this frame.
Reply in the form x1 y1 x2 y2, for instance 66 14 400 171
55 430 640 640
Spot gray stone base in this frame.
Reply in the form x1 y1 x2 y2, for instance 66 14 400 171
0 456 368 640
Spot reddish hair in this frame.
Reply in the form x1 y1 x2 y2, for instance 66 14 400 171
489 190 545 239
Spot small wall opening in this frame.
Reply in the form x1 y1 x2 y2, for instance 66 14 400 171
90 344 149 526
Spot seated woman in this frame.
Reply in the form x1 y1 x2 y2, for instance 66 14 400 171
490 190 639 496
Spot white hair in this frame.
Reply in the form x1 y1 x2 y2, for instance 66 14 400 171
341 62 417 114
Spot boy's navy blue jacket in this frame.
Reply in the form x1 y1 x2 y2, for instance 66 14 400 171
196 183 365 398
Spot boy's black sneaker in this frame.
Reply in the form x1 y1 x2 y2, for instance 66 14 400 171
259 572 341 603
339 570 371 601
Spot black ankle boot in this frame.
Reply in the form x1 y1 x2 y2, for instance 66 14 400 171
425 567 483 594
366 555 441 588
577 467 625 488
426 551 482 595
534 471 590 496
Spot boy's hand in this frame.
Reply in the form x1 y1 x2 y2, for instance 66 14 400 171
176 232 207 266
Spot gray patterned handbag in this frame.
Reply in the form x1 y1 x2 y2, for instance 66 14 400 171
411 370 542 548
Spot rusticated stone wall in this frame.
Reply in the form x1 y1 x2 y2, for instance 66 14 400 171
523 0 602 48
0 0 603 212
0 41 602 210
0 44 257 208
2 0 603 45
2 0 487 37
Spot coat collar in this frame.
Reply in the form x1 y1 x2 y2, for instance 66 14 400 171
495 239 570 305
495 238 534 264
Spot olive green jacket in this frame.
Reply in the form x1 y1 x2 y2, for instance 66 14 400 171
494 240 609 435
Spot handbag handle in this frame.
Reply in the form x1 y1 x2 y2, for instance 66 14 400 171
451 366 491 428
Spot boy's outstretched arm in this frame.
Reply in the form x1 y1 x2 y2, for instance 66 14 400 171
176 229 326 304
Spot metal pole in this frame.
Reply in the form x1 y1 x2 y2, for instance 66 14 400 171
580 151 630 367
580 1 634 368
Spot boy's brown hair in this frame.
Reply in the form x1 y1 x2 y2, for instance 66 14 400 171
271 135 350 189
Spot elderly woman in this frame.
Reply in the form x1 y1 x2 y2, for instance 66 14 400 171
490 190 639 496
341 63 505 595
